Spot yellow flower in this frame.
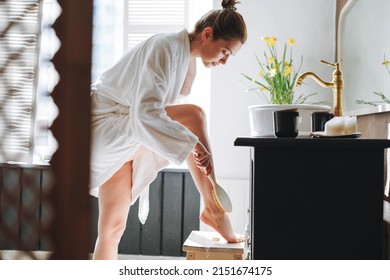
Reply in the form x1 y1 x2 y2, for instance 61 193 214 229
287 38 295 47
261 36 277 47
269 36 277 47
283 65 293 76
242 35 306 104
383 59 390 66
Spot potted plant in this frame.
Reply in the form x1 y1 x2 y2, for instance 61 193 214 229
242 36 330 136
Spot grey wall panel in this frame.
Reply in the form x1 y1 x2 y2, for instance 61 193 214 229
161 172 184 256
140 173 163 256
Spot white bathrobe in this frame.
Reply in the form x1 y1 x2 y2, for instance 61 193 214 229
90 29 198 223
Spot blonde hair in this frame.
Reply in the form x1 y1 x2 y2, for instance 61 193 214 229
194 0 247 43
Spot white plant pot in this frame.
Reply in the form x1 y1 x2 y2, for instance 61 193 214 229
248 104 331 137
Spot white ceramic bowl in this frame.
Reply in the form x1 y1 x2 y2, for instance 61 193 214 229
248 104 331 137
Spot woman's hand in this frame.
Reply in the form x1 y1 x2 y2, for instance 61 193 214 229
192 142 213 176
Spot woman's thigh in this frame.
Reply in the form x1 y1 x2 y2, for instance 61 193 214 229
97 161 133 232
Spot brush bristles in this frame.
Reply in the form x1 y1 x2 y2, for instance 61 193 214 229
211 189 226 212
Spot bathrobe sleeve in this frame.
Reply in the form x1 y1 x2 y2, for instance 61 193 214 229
129 40 198 165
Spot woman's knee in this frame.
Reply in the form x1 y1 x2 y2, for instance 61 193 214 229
98 215 128 242
185 104 207 126
166 104 208 133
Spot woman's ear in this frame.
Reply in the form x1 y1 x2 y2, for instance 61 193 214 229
201 27 213 42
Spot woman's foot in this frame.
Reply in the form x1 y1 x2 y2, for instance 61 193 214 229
200 207 245 243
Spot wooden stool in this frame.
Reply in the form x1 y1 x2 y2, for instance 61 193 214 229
182 230 244 260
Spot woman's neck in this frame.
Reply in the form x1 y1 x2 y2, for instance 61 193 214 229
188 32 202 57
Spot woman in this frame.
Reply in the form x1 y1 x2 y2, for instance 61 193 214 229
90 0 247 259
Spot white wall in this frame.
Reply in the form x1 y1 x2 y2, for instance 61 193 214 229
210 0 336 180
205 0 336 233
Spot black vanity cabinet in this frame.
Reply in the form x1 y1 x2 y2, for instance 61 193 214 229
235 137 390 260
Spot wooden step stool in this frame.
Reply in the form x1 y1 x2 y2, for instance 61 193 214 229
182 230 244 260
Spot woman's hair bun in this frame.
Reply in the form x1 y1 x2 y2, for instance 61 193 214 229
222 0 239 12
194 0 247 43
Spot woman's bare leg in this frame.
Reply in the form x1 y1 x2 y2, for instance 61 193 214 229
166 104 243 243
93 161 133 259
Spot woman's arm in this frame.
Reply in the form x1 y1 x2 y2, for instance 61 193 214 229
192 141 213 176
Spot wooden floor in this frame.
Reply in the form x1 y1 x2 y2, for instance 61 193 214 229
0 250 184 260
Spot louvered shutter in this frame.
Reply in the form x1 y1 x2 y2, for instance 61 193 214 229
126 0 188 49
0 0 43 163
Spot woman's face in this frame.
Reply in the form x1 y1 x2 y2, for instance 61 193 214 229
199 29 243 68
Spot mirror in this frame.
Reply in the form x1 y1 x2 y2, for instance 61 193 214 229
338 0 390 114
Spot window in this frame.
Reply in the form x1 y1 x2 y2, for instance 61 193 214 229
125 0 188 50
92 0 191 79
0 0 60 164
91 0 124 82
0 0 43 164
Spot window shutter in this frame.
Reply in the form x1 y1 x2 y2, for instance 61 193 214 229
0 0 42 163
126 0 188 50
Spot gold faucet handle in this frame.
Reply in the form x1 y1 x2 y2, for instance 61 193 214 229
320 60 336 67
320 60 341 72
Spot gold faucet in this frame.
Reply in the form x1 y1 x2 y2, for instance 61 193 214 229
296 60 344 116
